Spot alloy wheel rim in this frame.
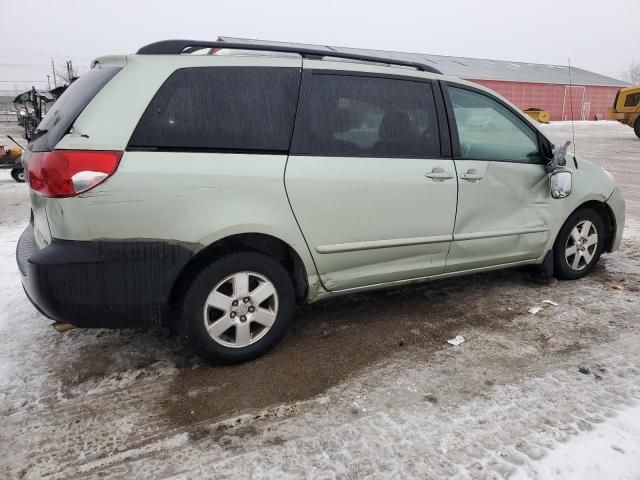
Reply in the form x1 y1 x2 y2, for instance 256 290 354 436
203 271 279 348
565 220 598 271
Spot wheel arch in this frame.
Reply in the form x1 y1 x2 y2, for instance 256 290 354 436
169 232 310 316
559 200 616 253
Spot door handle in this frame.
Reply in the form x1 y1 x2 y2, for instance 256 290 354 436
425 168 454 181
460 169 484 182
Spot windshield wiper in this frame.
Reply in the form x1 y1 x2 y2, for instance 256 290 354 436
30 129 48 141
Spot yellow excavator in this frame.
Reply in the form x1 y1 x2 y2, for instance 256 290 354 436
609 85 640 139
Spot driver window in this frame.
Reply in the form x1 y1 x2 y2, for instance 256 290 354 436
449 86 541 163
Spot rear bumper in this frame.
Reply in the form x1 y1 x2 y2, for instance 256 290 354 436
16 224 195 328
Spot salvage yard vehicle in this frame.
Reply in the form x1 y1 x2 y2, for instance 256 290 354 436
609 85 640 138
13 88 54 141
0 144 24 182
17 40 625 363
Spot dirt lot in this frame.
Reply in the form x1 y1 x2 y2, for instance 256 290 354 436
1 121 639 479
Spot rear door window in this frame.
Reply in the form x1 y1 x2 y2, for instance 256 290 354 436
291 73 440 158
29 66 121 152
128 67 300 152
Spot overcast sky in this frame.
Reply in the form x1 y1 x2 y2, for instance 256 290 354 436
1 0 638 92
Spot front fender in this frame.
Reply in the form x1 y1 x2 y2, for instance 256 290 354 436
605 187 625 252
542 156 616 254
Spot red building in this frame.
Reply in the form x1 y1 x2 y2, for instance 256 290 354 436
396 54 628 122
219 38 628 122
465 79 622 121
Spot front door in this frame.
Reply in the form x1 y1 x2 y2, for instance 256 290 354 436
285 67 457 290
443 84 553 273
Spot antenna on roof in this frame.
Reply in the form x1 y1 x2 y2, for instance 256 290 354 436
568 58 578 167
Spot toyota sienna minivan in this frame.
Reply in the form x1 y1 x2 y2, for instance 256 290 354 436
17 39 625 363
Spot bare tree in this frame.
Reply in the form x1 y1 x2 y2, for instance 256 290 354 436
623 61 640 84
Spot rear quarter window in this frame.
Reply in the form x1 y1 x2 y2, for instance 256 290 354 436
128 67 301 152
29 66 122 152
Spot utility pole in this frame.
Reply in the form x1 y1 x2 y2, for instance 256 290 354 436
51 59 57 87
47 75 51 90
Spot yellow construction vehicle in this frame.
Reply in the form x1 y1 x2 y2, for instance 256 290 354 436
608 85 640 138
0 145 24 182
523 108 550 124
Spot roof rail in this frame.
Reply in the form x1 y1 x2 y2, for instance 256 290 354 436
135 39 443 74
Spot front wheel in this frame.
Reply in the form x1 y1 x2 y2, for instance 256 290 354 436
179 252 295 364
10 168 25 183
634 118 640 139
553 208 605 280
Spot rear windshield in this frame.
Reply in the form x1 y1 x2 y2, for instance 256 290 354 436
29 65 121 152
128 67 300 152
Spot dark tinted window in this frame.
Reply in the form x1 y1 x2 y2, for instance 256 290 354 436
624 92 640 107
30 66 121 152
291 74 440 158
129 67 300 151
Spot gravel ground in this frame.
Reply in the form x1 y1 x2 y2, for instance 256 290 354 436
0 121 639 479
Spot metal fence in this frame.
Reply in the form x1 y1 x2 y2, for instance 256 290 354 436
0 103 17 122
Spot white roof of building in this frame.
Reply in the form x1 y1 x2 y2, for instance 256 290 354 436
219 37 628 87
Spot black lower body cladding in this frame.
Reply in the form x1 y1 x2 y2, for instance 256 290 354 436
16 224 195 328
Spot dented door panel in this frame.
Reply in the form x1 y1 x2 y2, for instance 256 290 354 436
446 160 552 272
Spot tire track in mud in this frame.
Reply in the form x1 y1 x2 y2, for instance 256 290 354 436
56 324 640 479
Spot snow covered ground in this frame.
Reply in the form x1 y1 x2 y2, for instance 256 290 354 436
513 404 640 480
1 121 639 479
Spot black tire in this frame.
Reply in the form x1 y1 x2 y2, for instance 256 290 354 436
10 168 25 183
179 251 295 364
634 118 640 139
553 208 606 280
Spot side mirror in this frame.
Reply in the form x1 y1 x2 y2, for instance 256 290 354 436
550 170 572 199
545 140 570 173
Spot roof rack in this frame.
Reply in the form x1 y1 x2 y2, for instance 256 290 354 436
136 39 443 74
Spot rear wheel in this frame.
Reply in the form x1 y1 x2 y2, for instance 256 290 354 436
553 208 605 280
634 118 640 139
10 168 25 183
179 251 295 364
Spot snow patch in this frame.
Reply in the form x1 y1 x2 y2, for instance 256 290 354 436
513 404 640 480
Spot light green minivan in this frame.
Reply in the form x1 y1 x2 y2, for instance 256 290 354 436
17 40 625 363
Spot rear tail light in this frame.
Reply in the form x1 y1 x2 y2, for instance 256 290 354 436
28 150 123 198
